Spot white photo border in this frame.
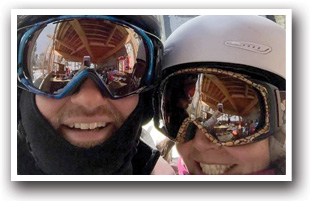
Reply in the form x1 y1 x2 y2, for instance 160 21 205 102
11 8 292 181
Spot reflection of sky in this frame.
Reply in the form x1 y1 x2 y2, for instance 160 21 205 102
35 23 56 55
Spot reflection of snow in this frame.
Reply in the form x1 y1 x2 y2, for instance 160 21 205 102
33 69 48 82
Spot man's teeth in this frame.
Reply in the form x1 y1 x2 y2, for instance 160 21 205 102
67 122 107 130
200 163 233 175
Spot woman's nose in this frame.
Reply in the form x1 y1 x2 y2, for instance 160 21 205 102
191 129 221 152
70 79 108 109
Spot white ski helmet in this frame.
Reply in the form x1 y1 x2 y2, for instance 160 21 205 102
163 15 285 89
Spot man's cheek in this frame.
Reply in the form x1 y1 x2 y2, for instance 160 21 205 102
35 95 65 129
112 95 139 118
41 111 62 130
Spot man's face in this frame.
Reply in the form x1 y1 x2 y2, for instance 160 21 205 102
35 79 139 148
176 129 270 175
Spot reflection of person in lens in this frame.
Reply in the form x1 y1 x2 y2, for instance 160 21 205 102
202 104 222 130
17 15 174 175
157 15 286 175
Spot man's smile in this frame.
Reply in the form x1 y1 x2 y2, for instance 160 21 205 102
65 122 108 130
60 120 116 148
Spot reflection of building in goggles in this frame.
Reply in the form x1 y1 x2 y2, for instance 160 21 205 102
18 16 157 99
158 68 286 146
30 18 141 78
186 71 262 123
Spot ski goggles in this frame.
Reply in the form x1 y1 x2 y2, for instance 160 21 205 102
17 15 162 99
154 67 285 146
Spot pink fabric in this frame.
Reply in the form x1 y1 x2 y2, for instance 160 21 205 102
178 158 190 175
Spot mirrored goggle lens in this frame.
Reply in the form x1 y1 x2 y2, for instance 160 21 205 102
160 68 270 146
23 18 149 97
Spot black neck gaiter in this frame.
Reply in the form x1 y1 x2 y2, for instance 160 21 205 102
19 91 144 175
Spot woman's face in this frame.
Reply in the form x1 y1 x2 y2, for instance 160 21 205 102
176 129 270 175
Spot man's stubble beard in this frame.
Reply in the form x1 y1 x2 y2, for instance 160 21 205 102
53 104 126 148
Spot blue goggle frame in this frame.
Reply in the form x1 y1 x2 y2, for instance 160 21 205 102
17 15 156 99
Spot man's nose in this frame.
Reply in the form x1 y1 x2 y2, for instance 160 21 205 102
70 79 108 109
192 129 221 152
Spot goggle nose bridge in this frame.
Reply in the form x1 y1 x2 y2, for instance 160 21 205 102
64 68 114 98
